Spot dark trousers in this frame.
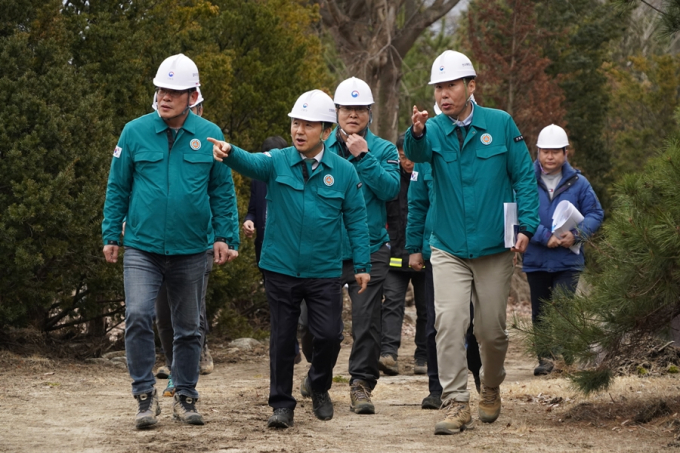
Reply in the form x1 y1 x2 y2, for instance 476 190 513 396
526 270 580 357
424 261 482 395
264 270 343 410
341 244 391 389
381 269 427 361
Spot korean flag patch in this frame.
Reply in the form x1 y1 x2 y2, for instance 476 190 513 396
113 146 122 158
410 171 419 181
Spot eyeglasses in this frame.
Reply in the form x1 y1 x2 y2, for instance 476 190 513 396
156 87 192 98
338 106 371 115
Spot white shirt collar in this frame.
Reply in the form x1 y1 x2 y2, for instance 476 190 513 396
449 101 475 128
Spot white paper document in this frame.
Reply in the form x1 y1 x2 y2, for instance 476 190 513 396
552 200 584 254
504 202 518 248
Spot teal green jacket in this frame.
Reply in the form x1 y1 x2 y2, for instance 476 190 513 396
325 128 400 260
406 162 434 260
223 145 371 278
102 112 239 255
404 105 539 259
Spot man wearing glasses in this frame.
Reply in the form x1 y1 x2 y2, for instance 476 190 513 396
102 54 237 429
317 77 399 415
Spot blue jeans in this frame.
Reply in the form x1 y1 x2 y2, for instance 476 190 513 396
123 247 205 398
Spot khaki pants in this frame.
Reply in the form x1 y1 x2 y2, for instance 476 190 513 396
431 247 514 403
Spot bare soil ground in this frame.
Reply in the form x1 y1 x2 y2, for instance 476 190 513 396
1 307 679 453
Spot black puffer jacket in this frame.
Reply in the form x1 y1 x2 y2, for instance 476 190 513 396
385 167 412 271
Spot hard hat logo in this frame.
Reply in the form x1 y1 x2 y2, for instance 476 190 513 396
168 71 174 78
351 90 359 98
439 66 445 72
302 103 308 109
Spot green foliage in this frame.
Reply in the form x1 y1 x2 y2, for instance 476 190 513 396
569 369 613 396
605 54 680 176
536 0 628 210
668 364 679 373
521 139 680 393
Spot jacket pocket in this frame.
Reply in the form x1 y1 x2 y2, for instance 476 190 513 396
475 145 507 159
182 153 212 188
133 152 164 171
274 175 304 191
433 146 458 163
317 187 345 217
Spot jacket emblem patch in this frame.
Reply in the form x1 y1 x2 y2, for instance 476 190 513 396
190 139 201 150
324 174 335 186
480 133 493 145
113 146 122 158
411 171 419 181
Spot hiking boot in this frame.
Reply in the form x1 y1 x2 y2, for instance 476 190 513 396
434 400 474 435
155 366 170 379
414 359 427 375
199 344 214 375
478 384 501 423
311 390 334 420
134 389 160 429
349 380 375 414
300 375 311 399
473 371 481 394
163 374 176 397
421 392 442 410
534 359 554 376
173 394 204 425
378 355 399 376
267 408 294 428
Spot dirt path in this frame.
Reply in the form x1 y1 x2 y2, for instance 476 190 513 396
1 311 678 453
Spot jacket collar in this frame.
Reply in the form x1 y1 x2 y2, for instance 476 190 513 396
533 160 579 184
287 145 334 169
434 103 488 137
153 110 197 135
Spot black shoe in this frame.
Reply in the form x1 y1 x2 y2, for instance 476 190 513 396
421 392 442 410
534 359 554 376
300 375 311 399
473 372 481 394
267 408 294 428
311 390 334 420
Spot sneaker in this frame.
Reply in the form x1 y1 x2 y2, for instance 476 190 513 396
378 355 399 376
534 359 554 376
156 366 171 379
267 408 294 428
349 380 375 414
134 389 160 429
163 375 176 397
478 384 501 423
434 400 474 435
173 394 205 425
311 390 334 420
421 392 442 410
414 359 427 375
199 344 214 375
300 375 311 399
473 371 481 394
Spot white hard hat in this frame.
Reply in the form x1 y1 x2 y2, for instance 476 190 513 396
153 54 200 90
429 50 476 85
288 90 337 123
152 87 204 111
537 124 569 149
334 77 374 106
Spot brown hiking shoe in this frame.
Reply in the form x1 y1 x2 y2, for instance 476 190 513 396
378 355 399 376
478 384 501 423
434 400 474 435
349 380 375 414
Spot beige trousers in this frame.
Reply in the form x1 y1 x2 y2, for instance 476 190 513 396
431 247 514 403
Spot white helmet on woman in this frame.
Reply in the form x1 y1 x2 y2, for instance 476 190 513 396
334 77 374 106
536 124 569 149
288 90 337 123
429 50 476 85
153 54 200 90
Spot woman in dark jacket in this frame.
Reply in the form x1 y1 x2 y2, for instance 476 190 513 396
522 124 604 376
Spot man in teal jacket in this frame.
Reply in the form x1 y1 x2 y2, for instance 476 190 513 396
406 50 539 435
324 77 400 415
209 89 371 429
102 54 238 429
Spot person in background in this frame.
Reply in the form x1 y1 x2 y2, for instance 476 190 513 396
209 89 371 429
379 134 427 376
522 124 604 376
102 54 238 428
406 50 539 435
